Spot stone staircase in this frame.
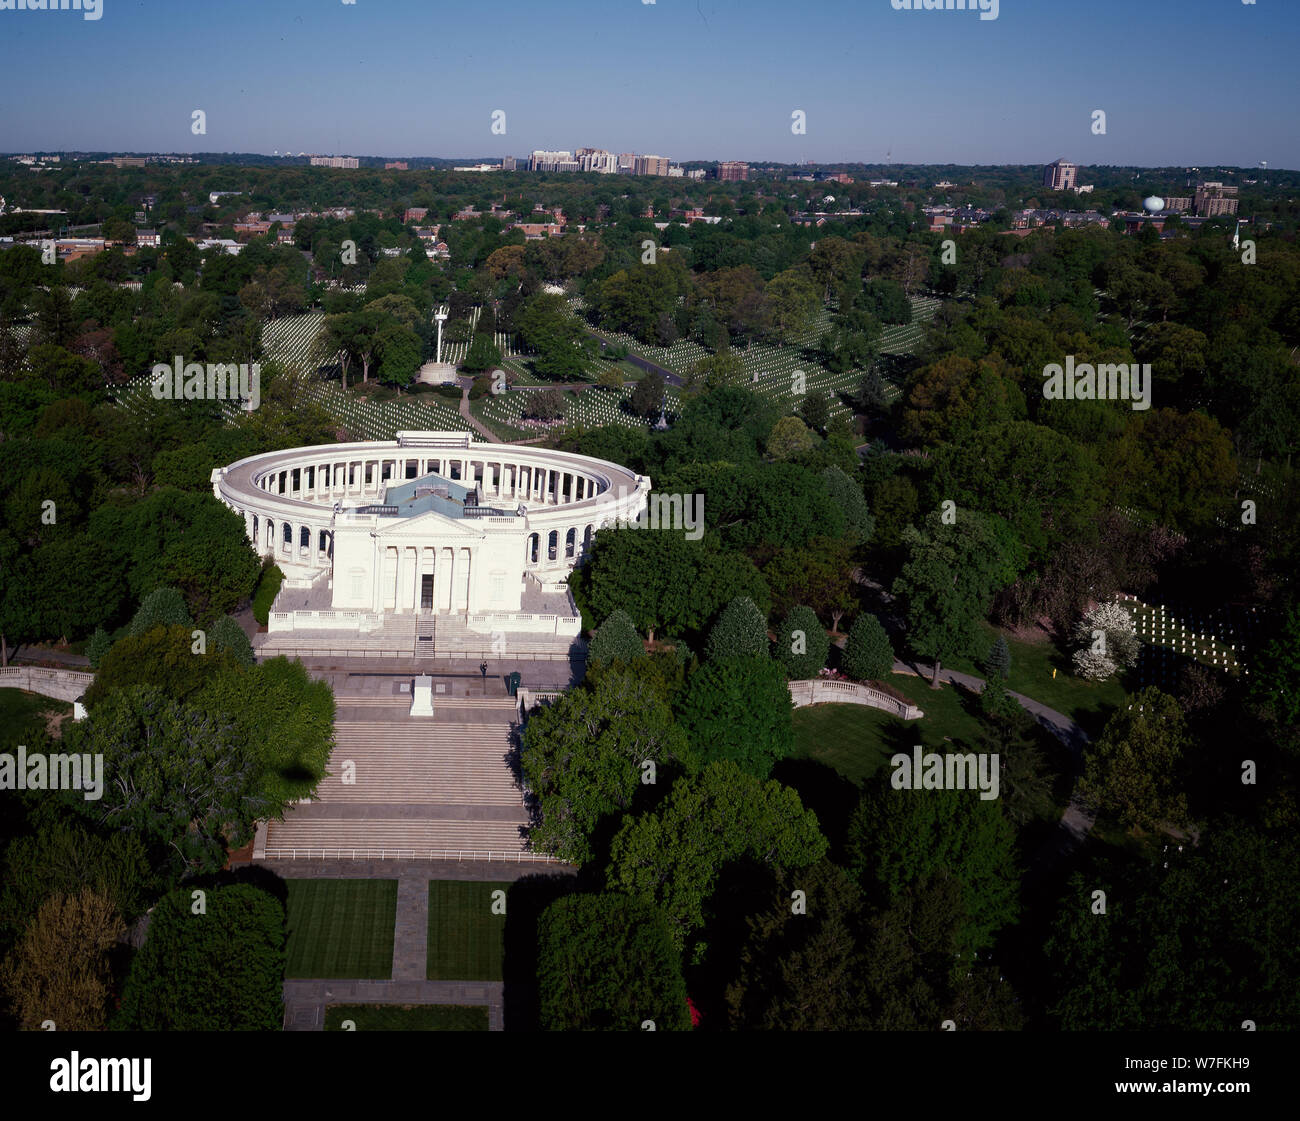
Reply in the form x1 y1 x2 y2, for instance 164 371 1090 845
262 699 548 862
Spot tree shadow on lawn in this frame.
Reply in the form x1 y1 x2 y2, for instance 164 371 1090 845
502 872 582 1032
771 758 860 865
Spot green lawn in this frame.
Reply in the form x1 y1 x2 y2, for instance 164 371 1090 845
939 623 1129 738
427 881 509 981
324 1003 489 1031
0 689 71 750
792 673 986 786
285 880 398 979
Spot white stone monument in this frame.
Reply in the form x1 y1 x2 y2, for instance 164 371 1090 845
410 674 434 717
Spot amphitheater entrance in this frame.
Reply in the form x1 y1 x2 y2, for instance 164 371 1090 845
420 574 434 612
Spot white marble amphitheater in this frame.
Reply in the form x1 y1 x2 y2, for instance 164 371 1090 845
212 431 650 659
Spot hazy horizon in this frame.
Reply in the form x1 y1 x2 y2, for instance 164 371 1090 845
1 0 1295 168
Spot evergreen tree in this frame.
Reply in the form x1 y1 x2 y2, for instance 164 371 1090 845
983 635 1011 680
209 615 255 667
775 605 831 679
842 613 894 682
705 596 769 661
86 625 112 669
856 369 889 416
586 609 644 668
822 466 875 544
128 586 192 637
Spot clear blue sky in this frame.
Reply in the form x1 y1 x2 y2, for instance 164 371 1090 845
1 0 1296 167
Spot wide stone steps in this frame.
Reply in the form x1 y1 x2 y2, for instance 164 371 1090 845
335 696 518 709
319 723 520 804
264 816 529 857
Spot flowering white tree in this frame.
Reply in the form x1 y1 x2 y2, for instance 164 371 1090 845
1071 602 1141 681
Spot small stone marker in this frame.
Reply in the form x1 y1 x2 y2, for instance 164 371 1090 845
410 674 434 717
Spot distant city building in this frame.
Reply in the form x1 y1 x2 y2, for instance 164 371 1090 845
617 153 637 172
1074 184 1094 194
1163 196 1193 213
208 191 243 206
868 179 899 188
529 150 574 172
501 157 519 171
1194 182 1239 216
716 160 749 181
135 229 161 248
453 163 502 172
385 161 409 170
686 168 706 179
404 207 429 224
310 155 359 169
579 149 618 174
933 180 958 189
111 156 147 169
634 154 671 177
1043 159 1079 191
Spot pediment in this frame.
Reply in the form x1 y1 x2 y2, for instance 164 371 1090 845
371 510 486 539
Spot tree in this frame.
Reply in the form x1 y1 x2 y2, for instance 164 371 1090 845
764 268 820 342
1071 601 1140 681
856 369 890 416
762 535 856 631
536 894 690 1031
704 596 769 661
822 466 875 544
586 609 644 669
775 605 831 680
85 624 228 708
71 685 271 877
725 861 873 1030
90 490 260 623
842 613 894 682
572 528 768 644
628 371 665 419
983 636 1011 680
675 657 795 778
128 586 192 637
847 783 1019 953
86 625 112 669
115 884 285 1030
798 389 832 434
1078 686 1191 833
521 668 691 865
0 888 123 1031
209 615 255 666
1248 602 1300 741
527 388 567 422
1046 825 1300 1030
892 511 1021 686
607 761 827 948
462 332 502 373
767 415 817 461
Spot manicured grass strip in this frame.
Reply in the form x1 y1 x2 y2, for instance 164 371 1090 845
427 881 509 981
285 879 398 980
791 672 986 786
324 1003 489 1031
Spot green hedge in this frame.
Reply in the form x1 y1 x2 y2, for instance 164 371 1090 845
252 564 285 627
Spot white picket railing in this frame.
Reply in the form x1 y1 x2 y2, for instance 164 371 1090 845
262 848 560 863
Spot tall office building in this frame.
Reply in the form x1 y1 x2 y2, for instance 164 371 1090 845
716 161 749 181
1043 160 1078 191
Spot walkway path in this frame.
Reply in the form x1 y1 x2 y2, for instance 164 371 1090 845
282 979 503 1031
